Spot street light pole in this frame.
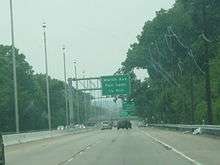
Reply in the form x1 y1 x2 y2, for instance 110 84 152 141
62 46 69 126
74 61 80 123
42 23 51 131
9 0 19 133
82 71 87 122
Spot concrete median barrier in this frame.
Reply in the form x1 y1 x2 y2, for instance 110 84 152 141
3 128 95 146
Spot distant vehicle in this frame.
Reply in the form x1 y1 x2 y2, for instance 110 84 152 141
0 133 5 165
128 121 132 129
74 124 86 129
113 121 118 128
117 120 132 130
137 121 146 127
74 124 81 129
65 125 69 129
80 124 86 129
101 121 112 130
57 125 64 130
86 122 96 127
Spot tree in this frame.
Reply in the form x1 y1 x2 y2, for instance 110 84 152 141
0 45 68 132
120 1 220 124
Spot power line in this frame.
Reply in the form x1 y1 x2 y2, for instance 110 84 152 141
166 26 205 75
147 48 180 87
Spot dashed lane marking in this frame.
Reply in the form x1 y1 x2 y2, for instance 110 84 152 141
57 143 93 165
57 137 106 165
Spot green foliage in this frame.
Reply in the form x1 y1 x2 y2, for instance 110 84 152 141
121 1 220 124
0 45 67 132
0 44 94 132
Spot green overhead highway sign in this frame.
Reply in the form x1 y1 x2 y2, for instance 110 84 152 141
122 101 135 111
119 110 135 117
101 75 130 96
119 111 129 117
122 100 136 116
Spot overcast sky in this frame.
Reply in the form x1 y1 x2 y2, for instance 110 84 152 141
0 0 175 80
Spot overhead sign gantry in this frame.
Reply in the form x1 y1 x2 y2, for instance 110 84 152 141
67 74 132 121
69 74 131 96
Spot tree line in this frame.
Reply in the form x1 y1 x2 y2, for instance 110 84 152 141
0 45 97 132
120 0 220 124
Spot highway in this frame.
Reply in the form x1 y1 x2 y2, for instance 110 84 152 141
5 127 220 165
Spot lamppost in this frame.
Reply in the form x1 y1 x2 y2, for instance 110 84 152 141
9 0 19 133
42 23 51 131
82 71 87 122
62 46 69 126
74 61 80 123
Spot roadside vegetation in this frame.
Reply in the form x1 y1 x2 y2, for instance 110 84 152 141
120 0 220 124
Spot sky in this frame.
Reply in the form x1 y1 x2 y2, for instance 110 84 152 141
0 0 175 81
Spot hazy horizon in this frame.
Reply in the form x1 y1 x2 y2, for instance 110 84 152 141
1 0 175 81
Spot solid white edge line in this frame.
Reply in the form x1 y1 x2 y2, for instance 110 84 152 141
141 131 202 165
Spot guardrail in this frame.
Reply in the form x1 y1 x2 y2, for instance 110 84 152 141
148 124 220 136
3 127 95 146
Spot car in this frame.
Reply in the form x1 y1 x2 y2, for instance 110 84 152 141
0 133 5 165
74 124 86 129
137 121 146 127
86 122 96 127
57 125 64 130
113 121 118 128
101 121 112 130
117 120 132 130
80 124 86 129
128 121 132 129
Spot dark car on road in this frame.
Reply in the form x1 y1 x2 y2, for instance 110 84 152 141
117 120 132 130
0 133 5 165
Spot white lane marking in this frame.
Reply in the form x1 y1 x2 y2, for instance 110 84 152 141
59 145 91 165
141 131 202 165
59 138 105 165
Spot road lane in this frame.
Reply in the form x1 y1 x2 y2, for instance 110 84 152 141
5 130 106 165
67 128 192 165
5 127 220 165
142 127 220 165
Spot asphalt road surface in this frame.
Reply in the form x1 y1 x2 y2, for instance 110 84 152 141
5 127 220 165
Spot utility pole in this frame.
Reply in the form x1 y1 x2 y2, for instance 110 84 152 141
10 0 19 133
87 80 92 121
82 71 87 123
62 46 69 126
101 95 103 121
68 78 74 124
97 80 101 122
42 23 51 131
92 84 98 122
74 61 80 123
